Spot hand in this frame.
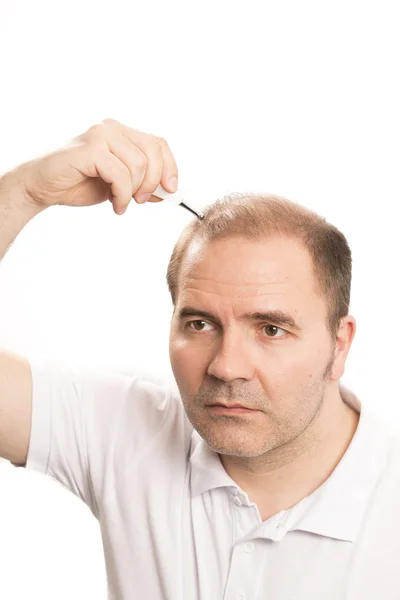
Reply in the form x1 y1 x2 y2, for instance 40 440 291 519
7 119 179 215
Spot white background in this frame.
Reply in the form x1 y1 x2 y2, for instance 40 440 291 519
0 0 399 598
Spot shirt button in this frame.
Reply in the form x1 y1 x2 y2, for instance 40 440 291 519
244 542 254 553
233 496 242 506
235 594 246 600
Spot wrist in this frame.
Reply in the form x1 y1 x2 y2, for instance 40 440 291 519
0 169 46 260
0 168 46 218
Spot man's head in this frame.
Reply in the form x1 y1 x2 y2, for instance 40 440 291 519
167 193 355 459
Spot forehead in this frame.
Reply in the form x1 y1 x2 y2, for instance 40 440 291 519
177 235 326 319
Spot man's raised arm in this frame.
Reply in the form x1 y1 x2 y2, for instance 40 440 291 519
0 118 179 464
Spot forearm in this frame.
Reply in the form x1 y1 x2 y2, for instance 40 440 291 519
0 170 46 260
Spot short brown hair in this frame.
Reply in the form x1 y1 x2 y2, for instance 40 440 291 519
167 193 352 338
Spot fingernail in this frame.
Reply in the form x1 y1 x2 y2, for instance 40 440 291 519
168 176 178 192
136 193 151 203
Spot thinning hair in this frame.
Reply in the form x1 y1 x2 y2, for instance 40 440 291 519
166 192 352 338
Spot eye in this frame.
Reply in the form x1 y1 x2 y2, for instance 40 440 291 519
262 324 286 338
187 320 214 332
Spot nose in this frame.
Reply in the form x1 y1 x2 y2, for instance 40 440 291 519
207 329 255 382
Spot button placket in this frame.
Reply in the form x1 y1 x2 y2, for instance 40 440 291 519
224 491 262 600
223 540 261 600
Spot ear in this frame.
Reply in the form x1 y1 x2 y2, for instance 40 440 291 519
329 316 356 381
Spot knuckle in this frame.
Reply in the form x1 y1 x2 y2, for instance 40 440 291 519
135 152 148 170
155 135 167 146
92 123 106 134
101 118 117 126
84 123 107 142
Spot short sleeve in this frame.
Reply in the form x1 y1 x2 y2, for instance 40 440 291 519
24 361 174 519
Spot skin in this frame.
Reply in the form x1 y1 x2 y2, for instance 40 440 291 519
169 234 360 520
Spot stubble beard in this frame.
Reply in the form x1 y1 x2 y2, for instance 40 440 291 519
183 348 336 459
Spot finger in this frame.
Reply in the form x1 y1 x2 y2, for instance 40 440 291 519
104 132 150 203
130 137 163 203
154 136 179 194
91 146 133 215
103 119 179 194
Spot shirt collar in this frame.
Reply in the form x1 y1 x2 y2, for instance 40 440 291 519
189 385 389 542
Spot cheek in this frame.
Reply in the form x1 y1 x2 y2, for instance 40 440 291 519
169 337 207 391
257 340 331 392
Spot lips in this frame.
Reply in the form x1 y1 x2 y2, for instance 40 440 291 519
212 403 250 409
207 405 256 415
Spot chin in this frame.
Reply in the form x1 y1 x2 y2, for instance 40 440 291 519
187 409 277 456
201 429 268 457
213 444 264 458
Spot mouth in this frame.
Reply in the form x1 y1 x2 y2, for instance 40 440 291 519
206 403 256 415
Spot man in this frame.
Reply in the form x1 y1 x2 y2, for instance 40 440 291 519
1 119 400 599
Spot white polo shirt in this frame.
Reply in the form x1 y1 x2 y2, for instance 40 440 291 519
24 361 400 599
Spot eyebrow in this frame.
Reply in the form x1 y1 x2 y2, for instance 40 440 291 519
177 306 300 331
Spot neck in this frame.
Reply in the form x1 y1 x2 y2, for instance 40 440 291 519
219 386 360 521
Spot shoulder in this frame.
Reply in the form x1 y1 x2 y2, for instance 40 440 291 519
79 365 194 446
30 359 193 443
